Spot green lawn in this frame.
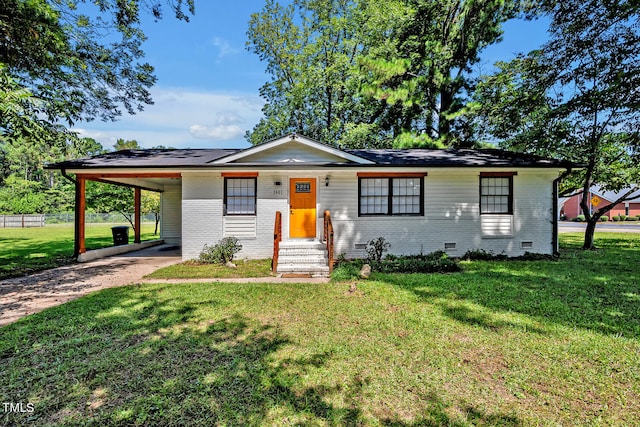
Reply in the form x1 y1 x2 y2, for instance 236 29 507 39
0 223 158 279
0 233 639 426
145 259 274 279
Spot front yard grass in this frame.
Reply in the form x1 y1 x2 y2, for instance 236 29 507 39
0 223 157 279
144 258 274 279
0 233 638 426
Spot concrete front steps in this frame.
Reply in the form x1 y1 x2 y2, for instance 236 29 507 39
276 240 330 277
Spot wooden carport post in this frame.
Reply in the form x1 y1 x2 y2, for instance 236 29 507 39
75 176 86 257
134 187 141 244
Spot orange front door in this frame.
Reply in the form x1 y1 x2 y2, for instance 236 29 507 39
290 178 316 238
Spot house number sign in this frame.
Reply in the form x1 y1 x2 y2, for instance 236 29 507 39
295 182 311 193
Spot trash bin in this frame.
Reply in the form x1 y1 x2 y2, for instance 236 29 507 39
111 226 129 246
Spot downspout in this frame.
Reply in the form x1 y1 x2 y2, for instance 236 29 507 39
553 168 572 256
61 170 81 258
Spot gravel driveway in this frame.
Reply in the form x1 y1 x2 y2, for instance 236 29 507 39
0 244 181 327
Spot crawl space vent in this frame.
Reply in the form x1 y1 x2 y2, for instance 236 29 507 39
444 242 457 251
354 243 367 250
521 241 534 249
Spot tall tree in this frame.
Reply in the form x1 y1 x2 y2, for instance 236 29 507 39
246 0 382 147
473 0 640 249
1 0 195 128
359 0 522 148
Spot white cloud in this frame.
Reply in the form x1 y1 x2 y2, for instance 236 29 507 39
189 124 245 140
72 86 264 149
211 37 240 59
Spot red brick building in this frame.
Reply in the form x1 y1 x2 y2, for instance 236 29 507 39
560 187 640 219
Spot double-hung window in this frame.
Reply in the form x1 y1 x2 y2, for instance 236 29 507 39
479 172 516 214
224 174 257 215
358 173 426 216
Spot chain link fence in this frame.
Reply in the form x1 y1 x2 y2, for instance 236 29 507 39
1 213 158 228
45 213 157 225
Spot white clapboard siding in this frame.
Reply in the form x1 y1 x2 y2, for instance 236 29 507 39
239 141 347 164
160 185 182 245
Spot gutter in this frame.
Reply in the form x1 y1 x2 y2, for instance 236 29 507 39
61 169 76 185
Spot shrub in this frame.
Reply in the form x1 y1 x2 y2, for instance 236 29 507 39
371 251 461 274
612 215 620 221
600 216 609 222
463 249 557 262
572 215 586 222
618 215 628 221
626 215 637 221
198 237 242 264
365 237 391 262
462 249 507 261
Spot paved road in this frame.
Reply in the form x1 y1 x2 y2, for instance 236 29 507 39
559 222 640 233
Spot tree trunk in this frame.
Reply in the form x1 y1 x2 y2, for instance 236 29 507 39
154 213 160 235
583 217 598 250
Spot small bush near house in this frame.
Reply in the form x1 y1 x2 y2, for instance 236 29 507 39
198 237 242 264
365 237 391 262
572 215 586 222
372 251 460 273
612 215 620 221
463 249 558 262
462 248 508 261
600 216 609 221
333 251 461 279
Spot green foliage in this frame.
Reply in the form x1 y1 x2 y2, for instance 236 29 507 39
462 249 558 262
359 0 522 147
113 139 142 151
572 215 586 222
198 237 243 264
247 0 520 147
86 181 135 226
330 261 362 281
0 1 195 215
246 0 375 146
372 251 461 273
0 175 48 214
364 236 391 262
1 0 195 130
472 0 640 249
334 250 461 276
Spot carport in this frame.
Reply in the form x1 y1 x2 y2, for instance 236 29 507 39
69 172 180 257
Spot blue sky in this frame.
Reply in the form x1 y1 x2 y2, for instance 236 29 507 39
74 2 550 150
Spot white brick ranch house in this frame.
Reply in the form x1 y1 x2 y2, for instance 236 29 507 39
48 134 576 274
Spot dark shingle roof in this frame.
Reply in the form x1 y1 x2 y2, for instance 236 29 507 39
47 149 239 169
47 147 578 169
347 148 576 168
